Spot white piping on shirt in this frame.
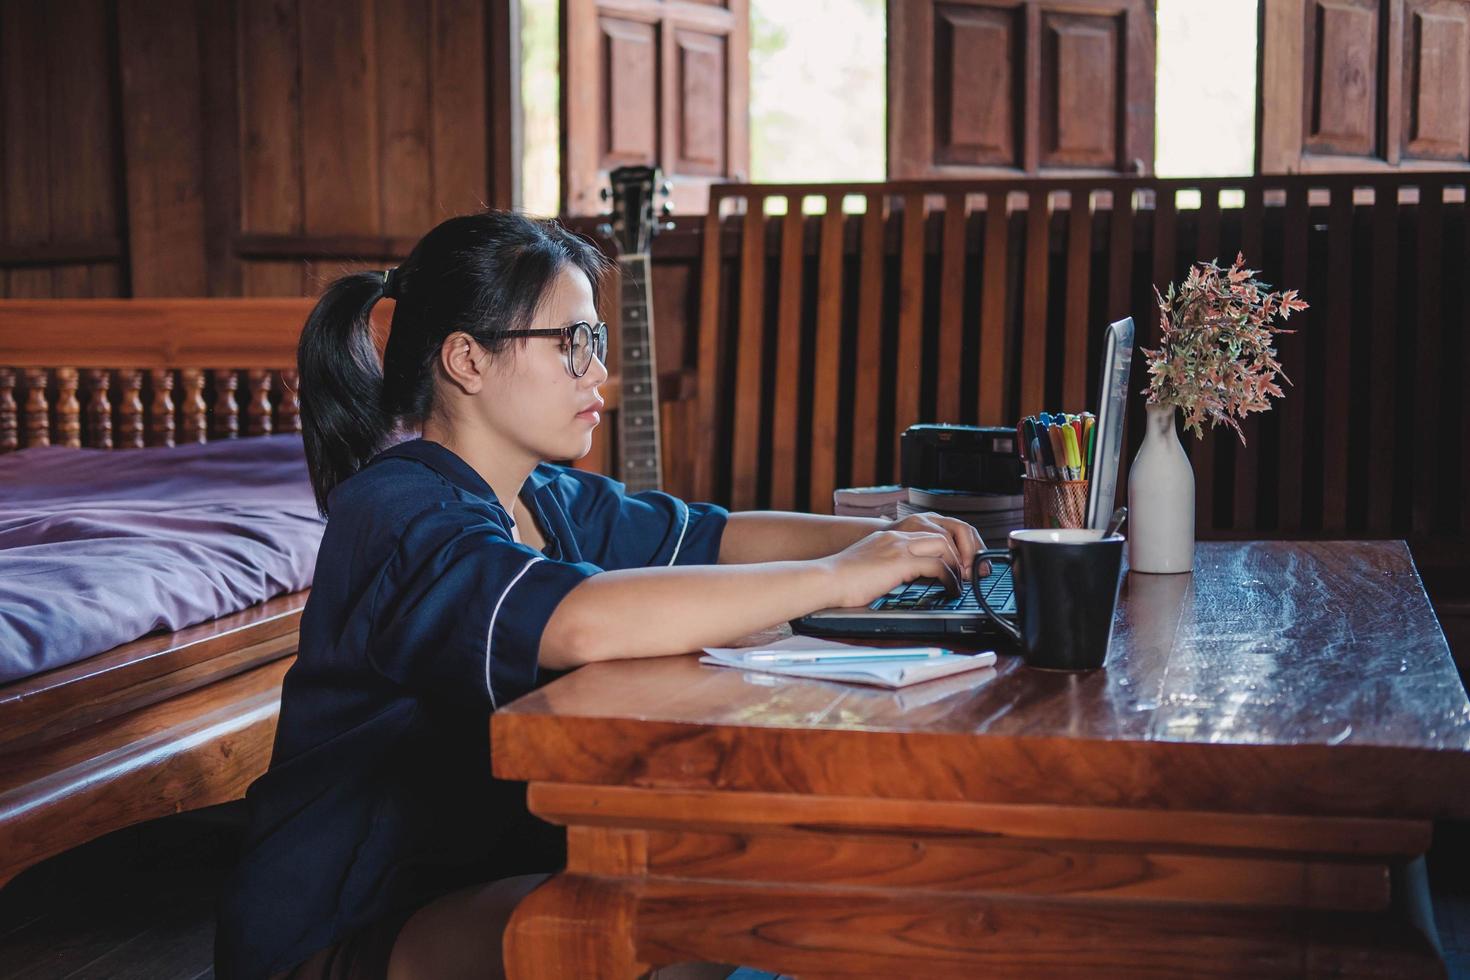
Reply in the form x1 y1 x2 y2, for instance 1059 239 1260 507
668 500 690 565
485 555 545 709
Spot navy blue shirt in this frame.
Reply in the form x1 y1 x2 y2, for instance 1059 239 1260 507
215 439 728 979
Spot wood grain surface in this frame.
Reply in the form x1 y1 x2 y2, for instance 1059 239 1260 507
496 541 1470 818
496 541 1466 977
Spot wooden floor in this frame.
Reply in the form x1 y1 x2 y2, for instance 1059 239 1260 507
0 805 242 980
0 805 1466 979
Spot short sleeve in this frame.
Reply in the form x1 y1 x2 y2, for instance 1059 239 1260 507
555 469 728 571
367 502 600 709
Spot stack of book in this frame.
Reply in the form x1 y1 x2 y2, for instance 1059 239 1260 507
897 487 1025 543
832 485 907 520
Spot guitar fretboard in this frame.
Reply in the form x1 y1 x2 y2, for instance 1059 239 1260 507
617 254 663 493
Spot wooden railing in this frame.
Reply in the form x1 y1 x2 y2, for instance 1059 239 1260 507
0 297 653 455
0 299 313 452
692 175 1470 558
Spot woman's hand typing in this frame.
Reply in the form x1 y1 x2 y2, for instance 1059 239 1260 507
817 528 966 609
884 512 990 580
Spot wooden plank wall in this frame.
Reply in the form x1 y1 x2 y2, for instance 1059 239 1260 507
683 176 1470 565
0 0 515 300
0 0 124 298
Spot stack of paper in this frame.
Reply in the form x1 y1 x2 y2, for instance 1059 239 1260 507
701 635 997 689
900 487 1025 542
833 485 906 519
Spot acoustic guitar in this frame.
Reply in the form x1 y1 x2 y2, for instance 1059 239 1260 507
601 165 673 493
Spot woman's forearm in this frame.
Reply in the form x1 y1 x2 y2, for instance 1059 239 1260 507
717 511 887 564
540 559 840 668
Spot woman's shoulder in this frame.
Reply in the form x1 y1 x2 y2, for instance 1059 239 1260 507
328 451 509 543
531 461 646 514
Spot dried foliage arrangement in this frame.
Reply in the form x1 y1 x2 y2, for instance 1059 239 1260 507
1144 253 1309 442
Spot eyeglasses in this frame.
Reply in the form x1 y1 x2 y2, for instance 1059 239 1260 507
492 320 608 378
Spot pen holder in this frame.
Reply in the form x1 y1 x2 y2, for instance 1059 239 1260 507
1023 476 1089 529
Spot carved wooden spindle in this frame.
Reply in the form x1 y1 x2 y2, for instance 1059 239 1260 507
149 369 176 447
246 369 273 437
0 369 17 452
179 369 207 444
275 369 301 434
23 369 50 447
85 369 112 449
54 368 81 448
213 370 240 439
116 370 145 448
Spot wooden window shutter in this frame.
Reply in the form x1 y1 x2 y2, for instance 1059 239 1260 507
1259 0 1470 173
561 0 750 216
888 0 1156 179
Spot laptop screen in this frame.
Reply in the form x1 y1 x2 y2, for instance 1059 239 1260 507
1085 317 1134 530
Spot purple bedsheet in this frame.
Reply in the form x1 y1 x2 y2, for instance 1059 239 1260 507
0 435 324 684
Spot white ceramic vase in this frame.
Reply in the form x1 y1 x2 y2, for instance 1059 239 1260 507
1127 402 1195 574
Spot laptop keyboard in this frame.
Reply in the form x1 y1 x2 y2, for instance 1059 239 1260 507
870 566 1014 612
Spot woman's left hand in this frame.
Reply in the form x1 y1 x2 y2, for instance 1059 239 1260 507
884 512 988 580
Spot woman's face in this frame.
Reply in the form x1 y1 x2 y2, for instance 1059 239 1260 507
482 264 608 463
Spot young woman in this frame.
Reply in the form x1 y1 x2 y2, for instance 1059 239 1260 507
215 211 985 980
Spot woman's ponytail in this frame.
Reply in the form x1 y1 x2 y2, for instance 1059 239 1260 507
298 271 393 515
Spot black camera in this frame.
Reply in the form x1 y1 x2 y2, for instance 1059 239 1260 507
900 424 1022 495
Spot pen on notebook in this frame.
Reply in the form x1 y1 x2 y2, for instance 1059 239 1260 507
740 649 949 665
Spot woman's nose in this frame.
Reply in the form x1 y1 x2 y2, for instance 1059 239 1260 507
587 352 610 386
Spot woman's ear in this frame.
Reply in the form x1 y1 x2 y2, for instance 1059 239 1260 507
438 332 487 394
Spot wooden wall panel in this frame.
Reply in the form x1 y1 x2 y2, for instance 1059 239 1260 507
1260 0 1470 172
670 29 727 178
377 0 436 237
1304 0 1379 159
0 0 515 298
889 0 1154 179
239 0 307 296
118 0 209 297
47 0 121 299
298 0 381 288
1 0 57 299
603 17 660 165
1402 0 1470 161
0 0 124 299
563 0 749 216
933 4 1019 169
1039 11 1119 170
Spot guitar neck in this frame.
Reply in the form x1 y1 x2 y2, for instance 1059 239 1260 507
616 254 663 494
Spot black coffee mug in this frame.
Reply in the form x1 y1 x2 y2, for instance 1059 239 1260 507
972 529 1125 671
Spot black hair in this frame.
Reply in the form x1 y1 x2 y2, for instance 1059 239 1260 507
296 210 611 515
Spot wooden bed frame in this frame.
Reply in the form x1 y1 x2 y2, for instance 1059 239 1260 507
0 298 317 888
0 295 639 888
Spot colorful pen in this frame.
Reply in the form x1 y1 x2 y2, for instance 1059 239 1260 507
1062 423 1081 480
1047 423 1067 480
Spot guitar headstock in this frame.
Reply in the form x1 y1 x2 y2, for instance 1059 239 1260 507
598 165 673 256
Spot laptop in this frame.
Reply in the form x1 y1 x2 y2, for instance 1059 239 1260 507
793 316 1134 640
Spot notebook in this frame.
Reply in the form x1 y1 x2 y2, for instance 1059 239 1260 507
700 636 998 688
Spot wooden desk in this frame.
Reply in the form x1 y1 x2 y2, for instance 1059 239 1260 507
492 541 1470 978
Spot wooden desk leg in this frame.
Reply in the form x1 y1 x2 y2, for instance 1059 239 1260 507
503 873 649 979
